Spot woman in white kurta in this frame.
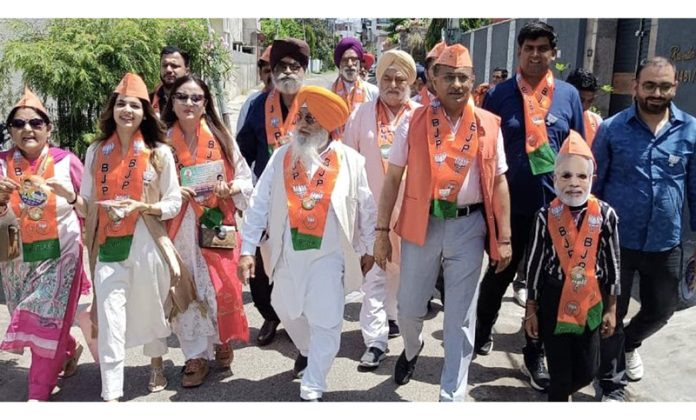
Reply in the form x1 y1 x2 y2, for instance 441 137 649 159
66 73 182 401
160 75 251 387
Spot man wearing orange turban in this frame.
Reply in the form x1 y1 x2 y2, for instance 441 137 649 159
374 44 512 401
343 49 420 370
237 38 311 347
239 85 376 401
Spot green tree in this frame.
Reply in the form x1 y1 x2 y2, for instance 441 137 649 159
0 18 231 157
259 19 337 71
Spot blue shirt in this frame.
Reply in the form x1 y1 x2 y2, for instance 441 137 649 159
592 102 696 252
483 76 585 216
237 91 290 179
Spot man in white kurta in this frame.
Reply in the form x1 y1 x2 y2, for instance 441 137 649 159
239 86 376 401
342 49 421 369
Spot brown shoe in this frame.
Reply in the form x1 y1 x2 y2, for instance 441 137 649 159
60 343 83 378
214 343 234 369
181 358 209 388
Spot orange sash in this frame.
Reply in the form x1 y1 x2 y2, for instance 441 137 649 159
283 147 340 250
583 110 600 148
547 196 604 334
418 86 432 107
7 147 60 262
94 131 151 262
264 89 300 154
427 98 479 219
167 119 236 237
332 77 367 112
152 84 163 115
375 99 412 172
517 69 556 175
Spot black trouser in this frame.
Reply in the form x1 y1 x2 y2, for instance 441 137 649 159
250 247 280 322
476 213 543 357
539 281 600 402
598 245 681 396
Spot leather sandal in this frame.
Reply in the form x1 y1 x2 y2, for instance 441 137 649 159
148 366 167 393
181 358 209 388
214 343 234 369
60 343 83 378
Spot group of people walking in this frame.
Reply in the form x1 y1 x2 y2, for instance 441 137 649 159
1 20 694 403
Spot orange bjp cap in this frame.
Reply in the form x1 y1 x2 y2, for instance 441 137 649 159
114 73 150 102
435 44 473 68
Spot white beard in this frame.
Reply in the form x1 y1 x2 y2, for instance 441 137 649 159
273 73 303 95
554 184 591 207
290 128 330 169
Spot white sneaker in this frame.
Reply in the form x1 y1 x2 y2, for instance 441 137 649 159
513 287 527 307
625 350 644 381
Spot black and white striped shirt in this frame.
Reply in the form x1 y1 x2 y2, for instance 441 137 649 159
524 199 621 301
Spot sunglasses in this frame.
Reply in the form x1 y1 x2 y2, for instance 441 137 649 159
296 112 317 125
9 118 46 130
173 93 205 105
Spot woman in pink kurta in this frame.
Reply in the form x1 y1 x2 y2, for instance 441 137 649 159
0 88 89 401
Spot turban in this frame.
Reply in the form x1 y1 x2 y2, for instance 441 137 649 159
558 130 595 168
376 50 417 85
295 86 349 133
435 44 473 68
334 37 364 67
258 45 272 66
12 86 49 117
362 52 375 70
114 73 150 102
426 41 447 63
270 38 310 70
416 63 426 83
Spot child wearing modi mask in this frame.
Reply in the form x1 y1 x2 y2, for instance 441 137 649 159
522 130 620 401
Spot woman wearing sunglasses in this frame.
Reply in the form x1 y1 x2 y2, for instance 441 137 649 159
59 73 187 401
160 75 251 388
0 88 90 400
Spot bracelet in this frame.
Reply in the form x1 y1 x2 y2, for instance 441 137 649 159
524 312 537 321
498 240 511 245
67 193 78 205
375 227 390 232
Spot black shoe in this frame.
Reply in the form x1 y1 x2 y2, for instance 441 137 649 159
359 346 387 369
521 354 550 392
293 354 308 379
256 320 280 346
388 320 401 338
475 336 493 356
394 341 424 385
300 397 323 402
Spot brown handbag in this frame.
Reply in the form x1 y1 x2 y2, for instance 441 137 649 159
199 224 237 249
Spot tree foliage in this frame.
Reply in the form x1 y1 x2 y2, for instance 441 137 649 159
258 19 337 70
0 18 232 157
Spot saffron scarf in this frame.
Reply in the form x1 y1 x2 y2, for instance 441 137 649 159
427 98 479 219
264 89 299 155
94 132 151 262
517 69 556 175
7 147 60 262
547 196 604 335
283 148 340 251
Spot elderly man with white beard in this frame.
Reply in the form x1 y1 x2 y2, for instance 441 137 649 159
238 86 377 401
342 49 420 370
237 38 310 347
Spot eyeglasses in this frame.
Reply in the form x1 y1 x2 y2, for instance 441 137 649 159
274 61 302 73
173 93 205 105
9 118 46 130
296 112 317 125
641 82 676 94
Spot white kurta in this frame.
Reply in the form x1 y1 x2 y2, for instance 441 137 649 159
171 142 252 360
241 140 376 399
80 142 181 400
342 98 421 349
